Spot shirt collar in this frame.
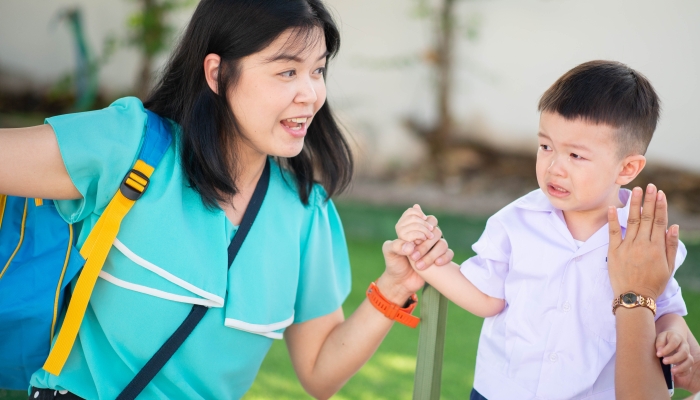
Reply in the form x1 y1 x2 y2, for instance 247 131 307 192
514 188 632 226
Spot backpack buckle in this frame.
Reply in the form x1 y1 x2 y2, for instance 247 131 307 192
120 169 150 201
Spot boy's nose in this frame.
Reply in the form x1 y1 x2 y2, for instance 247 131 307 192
547 157 567 177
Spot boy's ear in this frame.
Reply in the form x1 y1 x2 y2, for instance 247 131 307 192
616 154 646 185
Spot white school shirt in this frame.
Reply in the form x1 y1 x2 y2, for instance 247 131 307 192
461 188 687 400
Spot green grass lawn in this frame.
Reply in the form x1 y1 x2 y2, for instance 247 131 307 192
2 201 699 399
245 201 700 400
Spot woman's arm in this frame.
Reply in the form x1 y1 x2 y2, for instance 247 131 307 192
608 185 680 399
0 125 80 199
284 229 451 399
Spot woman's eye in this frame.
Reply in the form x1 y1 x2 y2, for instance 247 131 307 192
314 66 326 75
280 70 296 77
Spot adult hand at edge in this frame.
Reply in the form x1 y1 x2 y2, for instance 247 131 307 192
607 184 679 300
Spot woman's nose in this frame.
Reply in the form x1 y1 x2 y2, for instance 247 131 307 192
294 77 318 104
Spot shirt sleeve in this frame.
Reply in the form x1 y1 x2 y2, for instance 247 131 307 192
293 187 352 323
47 97 148 223
655 240 688 319
460 216 511 300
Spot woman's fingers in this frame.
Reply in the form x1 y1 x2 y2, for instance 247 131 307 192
434 248 454 266
608 206 622 249
625 187 644 240
651 190 669 245
637 184 658 241
666 225 679 275
414 239 449 270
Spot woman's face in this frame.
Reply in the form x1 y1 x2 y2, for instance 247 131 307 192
229 27 328 160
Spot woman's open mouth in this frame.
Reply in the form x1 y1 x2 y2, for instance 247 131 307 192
280 117 309 137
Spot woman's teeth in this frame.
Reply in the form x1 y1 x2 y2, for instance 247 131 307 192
282 118 307 130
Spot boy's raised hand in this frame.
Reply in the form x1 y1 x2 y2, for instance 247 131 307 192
656 329 694 377
395 204 452 270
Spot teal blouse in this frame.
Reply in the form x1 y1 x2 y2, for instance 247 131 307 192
29 97 351 399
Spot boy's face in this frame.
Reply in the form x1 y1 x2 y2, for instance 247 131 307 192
536 112 626 213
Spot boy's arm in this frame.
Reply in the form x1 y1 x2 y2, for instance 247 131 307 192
412 260 505 318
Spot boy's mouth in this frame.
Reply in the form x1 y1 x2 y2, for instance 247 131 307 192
547 184 570 198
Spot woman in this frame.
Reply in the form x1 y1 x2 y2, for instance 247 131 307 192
0 1 453 398
607 185 699 399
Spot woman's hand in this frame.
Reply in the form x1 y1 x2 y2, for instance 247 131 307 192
607 184 679 300
378 205 454 304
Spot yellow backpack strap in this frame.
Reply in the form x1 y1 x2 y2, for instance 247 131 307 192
43 160 155 376
0 194 7 229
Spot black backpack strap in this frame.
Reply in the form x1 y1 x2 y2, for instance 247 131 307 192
117 158 271 400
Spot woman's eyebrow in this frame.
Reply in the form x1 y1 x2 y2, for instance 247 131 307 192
268 50 330 63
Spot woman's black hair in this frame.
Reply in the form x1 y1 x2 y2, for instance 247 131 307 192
144 0 353 207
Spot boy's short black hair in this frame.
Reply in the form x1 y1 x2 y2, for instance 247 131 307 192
538 60 660 157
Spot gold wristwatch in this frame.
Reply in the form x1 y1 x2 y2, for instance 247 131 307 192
612 291 656 316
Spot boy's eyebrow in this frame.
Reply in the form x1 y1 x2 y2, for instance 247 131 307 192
537 132 591 151
269 50 330 63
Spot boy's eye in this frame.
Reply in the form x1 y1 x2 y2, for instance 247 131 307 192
570 153 583 160
280 70 296 77
540 144 551 151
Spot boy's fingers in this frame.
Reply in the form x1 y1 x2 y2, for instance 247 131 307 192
659 334 681 357
426 215 438 227
672 357 694 377
396 215 435 231
399 231 427 245
412 225 444 259
625 187 643 240
414 239 449 270
666 225 679 275
656 332 669 355
638 183 658 241
651 190 668 244
608 206 622 249
397 223 434 240
413 204 426 219
664 344 689 365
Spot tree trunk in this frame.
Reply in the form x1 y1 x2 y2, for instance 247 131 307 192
427 0 456 184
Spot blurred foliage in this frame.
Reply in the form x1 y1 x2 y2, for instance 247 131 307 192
126 0 197 98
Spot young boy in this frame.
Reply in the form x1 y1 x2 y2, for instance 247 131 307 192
394 61 691 399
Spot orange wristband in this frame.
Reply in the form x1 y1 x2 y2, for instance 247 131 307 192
366 282 420 328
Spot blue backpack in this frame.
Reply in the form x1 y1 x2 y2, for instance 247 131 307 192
0 110 172 390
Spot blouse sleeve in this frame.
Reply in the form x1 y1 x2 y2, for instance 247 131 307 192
293 186 352 323
47 97 147 223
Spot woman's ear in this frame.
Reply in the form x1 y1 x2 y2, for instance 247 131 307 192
203 53 221 94
616 154 647 186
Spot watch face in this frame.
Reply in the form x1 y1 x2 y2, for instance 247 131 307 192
622 292 637 305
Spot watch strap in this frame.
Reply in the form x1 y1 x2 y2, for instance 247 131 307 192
612 292 657 316
366 282 420 328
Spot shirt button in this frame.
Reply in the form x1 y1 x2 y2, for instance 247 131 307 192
549 352 559 362
562 302 571 312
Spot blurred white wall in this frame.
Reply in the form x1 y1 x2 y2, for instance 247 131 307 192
1 0 699 173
